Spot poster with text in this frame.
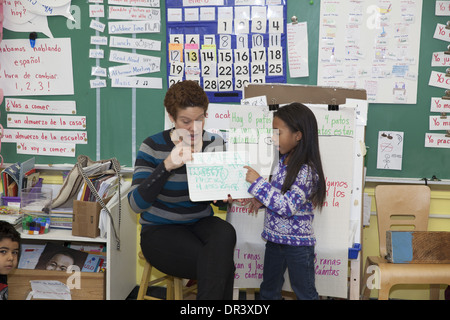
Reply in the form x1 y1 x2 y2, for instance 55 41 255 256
0 38 74 96
317 0 422 104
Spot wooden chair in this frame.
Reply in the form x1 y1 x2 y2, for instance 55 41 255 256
361 185 450 300
137 252 197 300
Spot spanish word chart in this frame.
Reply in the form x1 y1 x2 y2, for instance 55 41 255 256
166 0 287 103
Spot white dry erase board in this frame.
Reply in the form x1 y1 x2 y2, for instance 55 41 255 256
186 151 251 201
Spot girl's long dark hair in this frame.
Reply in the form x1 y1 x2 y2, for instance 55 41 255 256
274 103 326 210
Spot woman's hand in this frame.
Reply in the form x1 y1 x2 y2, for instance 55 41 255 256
164 139 193 171
213 194 233 205
231 198 263 214
244 166 261 184
248 198 263 214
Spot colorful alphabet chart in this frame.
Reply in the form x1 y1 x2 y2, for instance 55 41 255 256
165 0 287 103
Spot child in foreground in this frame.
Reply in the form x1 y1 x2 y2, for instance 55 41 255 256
0 221 21 300
244 102 326 300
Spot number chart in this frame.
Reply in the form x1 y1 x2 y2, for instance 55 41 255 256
166 0 287 103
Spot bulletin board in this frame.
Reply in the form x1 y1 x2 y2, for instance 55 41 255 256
285 1 450 181
0 0 167 167
165 0 287 103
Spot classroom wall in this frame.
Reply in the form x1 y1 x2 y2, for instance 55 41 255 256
3 0 450 299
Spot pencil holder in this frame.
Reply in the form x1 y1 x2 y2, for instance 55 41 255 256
20 188 52 235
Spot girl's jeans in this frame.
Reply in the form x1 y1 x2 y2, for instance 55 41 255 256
260 241 319 300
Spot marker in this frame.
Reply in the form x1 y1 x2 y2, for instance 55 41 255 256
29 32 38 48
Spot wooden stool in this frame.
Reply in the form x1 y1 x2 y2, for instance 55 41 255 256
137 251 197 300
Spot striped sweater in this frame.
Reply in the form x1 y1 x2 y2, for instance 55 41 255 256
128 129 225 226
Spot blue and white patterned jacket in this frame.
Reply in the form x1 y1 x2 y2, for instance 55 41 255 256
248 155 319 246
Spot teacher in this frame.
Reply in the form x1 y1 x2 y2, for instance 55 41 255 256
128 80 236 300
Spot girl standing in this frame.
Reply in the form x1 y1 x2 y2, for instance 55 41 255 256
244 102 326 300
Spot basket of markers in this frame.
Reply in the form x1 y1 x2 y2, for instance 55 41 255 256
20 188 52 235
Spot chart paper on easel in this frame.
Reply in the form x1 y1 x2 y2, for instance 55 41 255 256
311 106 355 298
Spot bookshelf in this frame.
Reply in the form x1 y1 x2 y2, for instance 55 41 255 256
19 228 107 243
8 192 137 300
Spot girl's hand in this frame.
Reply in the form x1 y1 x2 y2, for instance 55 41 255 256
244 166 261 184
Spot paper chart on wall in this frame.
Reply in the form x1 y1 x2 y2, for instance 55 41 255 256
287 22 309 78
0 38 74 96
376 131 404 170
2 0 75 37
88 0 162 89
317 0 422 104
425 97 450 149
436 1 450 16
2 97 88 157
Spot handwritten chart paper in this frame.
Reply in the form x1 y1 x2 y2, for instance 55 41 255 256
311 106 355 298
436 1 450 16
376 131 404 170
2 129 88 145
430 97 450 113
2 0 74 37
5 98 76 114
429 71 450 90
2 96 86 157
227 202 265 288
17 142 76 157
7 114 86 130
0 38 74 96
318 0 422 104
433 23 450 42
228 105 275 177
186 152 251 201
228 128 274 177
109 36 161 51
425 133 450 149
287 22 309 78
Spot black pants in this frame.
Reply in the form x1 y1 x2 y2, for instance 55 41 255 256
140 216 236 300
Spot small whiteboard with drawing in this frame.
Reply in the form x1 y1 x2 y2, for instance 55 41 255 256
186 152 251 201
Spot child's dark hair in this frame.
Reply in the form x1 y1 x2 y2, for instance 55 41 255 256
273 103 326 209
0 221 21 245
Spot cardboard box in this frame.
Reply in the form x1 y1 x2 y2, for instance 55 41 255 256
386 231 450 263
72 198 110 238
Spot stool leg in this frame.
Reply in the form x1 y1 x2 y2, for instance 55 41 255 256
166 276 175 300
430 284 440 300
173 277 184 300
137 262 152 300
